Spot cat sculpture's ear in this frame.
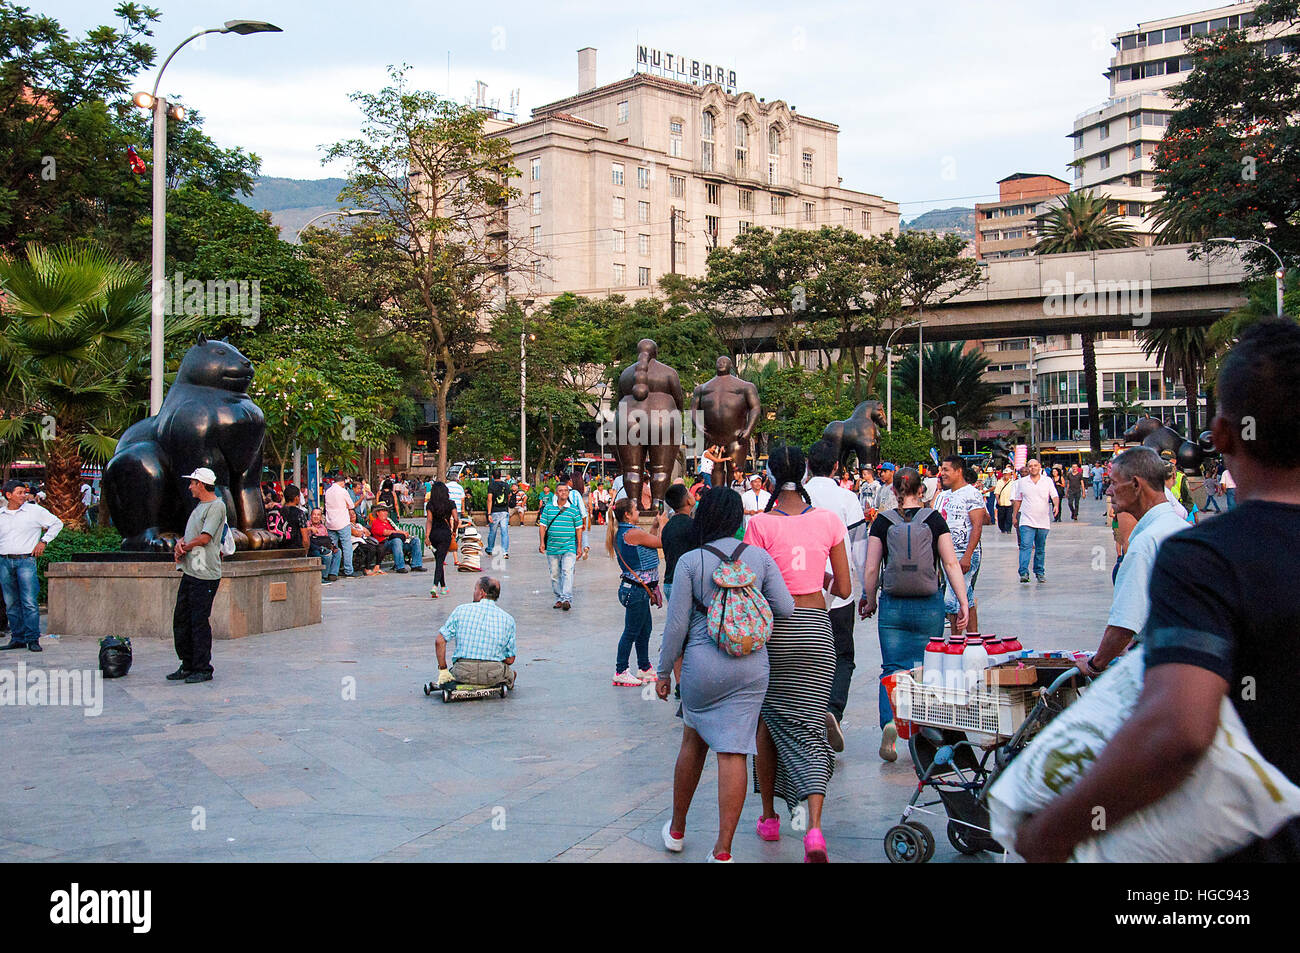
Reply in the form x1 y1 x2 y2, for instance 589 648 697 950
197 332 208 345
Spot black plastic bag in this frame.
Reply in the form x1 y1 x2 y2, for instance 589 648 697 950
98 636 132 678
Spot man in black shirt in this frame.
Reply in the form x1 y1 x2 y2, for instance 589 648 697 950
659 484 695 603
485 469 511 559
1065 465 1084 520
1016 320 1300 862
281 485 309 553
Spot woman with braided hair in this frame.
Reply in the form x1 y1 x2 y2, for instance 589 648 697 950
743 443 852 862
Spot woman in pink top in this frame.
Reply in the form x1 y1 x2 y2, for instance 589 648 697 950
743 444 852 862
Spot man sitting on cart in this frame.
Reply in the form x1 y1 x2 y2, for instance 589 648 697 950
435 575 517 689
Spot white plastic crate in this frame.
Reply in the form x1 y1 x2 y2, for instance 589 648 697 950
893 668 1034 739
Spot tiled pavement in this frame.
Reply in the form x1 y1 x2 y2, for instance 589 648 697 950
2 497 1120 862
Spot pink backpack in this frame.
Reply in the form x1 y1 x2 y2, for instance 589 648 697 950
692 543 773 657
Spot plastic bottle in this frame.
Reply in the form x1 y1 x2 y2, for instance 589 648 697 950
1003 634 1024 657
984 634 1006 669
942 636 967 701
922 636 946 690
962 634 989 693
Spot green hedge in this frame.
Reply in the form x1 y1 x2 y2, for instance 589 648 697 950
37 527 123 604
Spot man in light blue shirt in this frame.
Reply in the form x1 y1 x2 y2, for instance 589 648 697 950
1077 447 1189 677
435 575 517 688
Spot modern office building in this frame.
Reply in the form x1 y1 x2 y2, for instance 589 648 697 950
1069 2 1284 192
489 48 899 299
974 173 1070 262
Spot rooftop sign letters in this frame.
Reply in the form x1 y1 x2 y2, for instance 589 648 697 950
636 46 736 93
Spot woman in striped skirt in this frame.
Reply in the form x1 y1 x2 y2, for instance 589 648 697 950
743 444 853 862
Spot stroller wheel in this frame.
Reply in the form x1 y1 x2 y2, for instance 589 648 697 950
947 820 983 855
884 823 930 864
906 820 936 862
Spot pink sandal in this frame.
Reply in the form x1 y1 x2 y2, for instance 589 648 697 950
803 828 828 863
756 815 780 842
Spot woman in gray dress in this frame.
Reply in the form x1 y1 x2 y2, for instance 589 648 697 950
655 488 794 862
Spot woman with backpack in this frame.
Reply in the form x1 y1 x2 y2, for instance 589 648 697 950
655 488 794 862
859 467 969 762
743 444 852 863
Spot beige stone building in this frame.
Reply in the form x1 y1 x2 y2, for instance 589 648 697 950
489 48 898 299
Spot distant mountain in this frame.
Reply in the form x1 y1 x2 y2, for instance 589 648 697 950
902 206 975 240
237 176 349 242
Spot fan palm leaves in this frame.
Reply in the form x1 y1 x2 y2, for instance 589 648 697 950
1137 325 1214 435
893 342 1000 454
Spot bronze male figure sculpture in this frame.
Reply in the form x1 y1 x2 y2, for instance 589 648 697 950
688 356 760 487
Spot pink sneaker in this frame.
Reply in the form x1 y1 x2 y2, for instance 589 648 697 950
756 815 780 842
803 828 828 863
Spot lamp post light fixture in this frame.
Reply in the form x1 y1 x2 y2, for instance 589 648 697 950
884 320 922 432
296 209 381 241
134 19 282 415
519 299 535 483
1206 237 1286 318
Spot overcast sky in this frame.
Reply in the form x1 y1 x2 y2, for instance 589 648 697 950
52 0 1205 217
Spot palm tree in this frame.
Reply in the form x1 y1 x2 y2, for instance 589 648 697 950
893 342 1000 455
1104 390 1148 441
0 244 155 525
1137 325 1213 436
1035 190 1138 458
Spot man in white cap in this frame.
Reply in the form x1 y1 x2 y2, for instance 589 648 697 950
169 467 228 684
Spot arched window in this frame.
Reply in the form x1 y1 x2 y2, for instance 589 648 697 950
767 125 781 184
735 117 749 172
701 110 715 171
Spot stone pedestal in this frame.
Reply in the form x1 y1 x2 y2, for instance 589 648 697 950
46 557 322 640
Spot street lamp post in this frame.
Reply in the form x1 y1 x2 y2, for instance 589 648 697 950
1207 237 1285 317
885 320 922 431
134 19 282 415
519 299 535 483
295 208 380 241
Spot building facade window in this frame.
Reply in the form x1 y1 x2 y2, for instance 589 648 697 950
531 191 541 214
637 166 649 189
611 229 625 252
612 162 624 186
669 119 683 157
701 110 715 171
638 233 650 255
617 100 628 124
613 263 625 285
843 207 852 225
801 150 814 184
705 214 720 245
1100 121 1110 140
862 210 871 231
530 225 541 244
674 239 685 264
1099 153 1111 170
706 182 719 204
739 220 752 233
613 196 624 219
637 200 649 222
638 266 651 286
771 194 785 215
530 157 541 181
803 201 815 222
735 118 749 172
767 125 781 184
669 174 685 198
739 188 754 212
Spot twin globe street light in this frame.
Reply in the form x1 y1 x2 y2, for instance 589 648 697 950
132 19 282 415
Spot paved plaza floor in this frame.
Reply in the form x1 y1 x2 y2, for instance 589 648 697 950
2 496 1122 863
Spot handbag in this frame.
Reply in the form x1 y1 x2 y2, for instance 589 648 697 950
615 543 662 608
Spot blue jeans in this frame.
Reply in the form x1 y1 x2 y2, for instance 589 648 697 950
327 528 354 576
1204 493 1222 513
0 556 40 645
386 535 423 569
984 495 995 521
317 547 341 579
1017 524 1049 578
1225 488 1236 510
486 511 510 554
877 589 945 728
1093 480 1104 499
616 585 652 673
548 551 576 601
943 547 980 615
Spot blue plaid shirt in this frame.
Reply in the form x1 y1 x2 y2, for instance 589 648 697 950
438 599 517 663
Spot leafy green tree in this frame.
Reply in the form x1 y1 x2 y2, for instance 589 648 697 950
1105 389 1148 439
1035 190 1138 457
249 358 342 484
603 294 722 395
322 66 531 477
878 416 935 469
1151 1 1300 266
0 242 195 525
892 341 1000 455
753 362 854 451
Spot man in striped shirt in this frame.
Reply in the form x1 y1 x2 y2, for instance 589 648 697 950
539 483 584 610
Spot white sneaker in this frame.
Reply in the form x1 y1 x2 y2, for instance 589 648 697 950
612 670 642 687
661 820 684 853
706 849 734 863
638 668 658 683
